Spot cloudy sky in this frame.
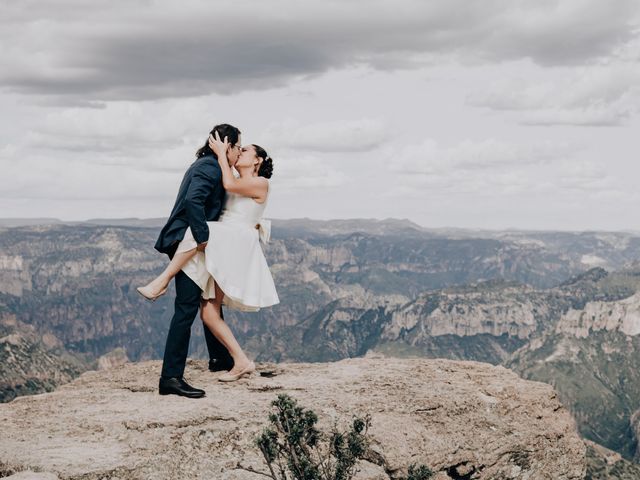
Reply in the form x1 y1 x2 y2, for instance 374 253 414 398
1 0 639 231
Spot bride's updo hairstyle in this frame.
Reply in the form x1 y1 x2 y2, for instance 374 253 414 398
196 123 241 158
253 144 274 179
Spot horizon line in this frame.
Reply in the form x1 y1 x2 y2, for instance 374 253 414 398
1 216 639 235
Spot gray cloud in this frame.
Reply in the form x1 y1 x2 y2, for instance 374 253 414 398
381 137 617 198
387 138 574 175
2 0 639 102
261 118 386 153
2 1 639 230
466 62 640 126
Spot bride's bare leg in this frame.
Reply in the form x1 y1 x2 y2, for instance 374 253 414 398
138 248 198 298
200 283 252 372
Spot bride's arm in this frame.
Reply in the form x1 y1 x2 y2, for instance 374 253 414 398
209 133 268 199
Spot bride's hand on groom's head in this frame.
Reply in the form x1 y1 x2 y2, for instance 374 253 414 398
208 132 230 157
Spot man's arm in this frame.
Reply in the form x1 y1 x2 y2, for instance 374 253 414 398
184 163 220 245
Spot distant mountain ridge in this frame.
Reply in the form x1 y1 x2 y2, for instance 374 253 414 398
0 217 167 228
3 215 639 236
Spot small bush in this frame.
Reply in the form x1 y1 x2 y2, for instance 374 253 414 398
405 463 434 480
254 394 433 480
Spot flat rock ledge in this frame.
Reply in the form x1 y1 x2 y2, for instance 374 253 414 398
0 356 585 480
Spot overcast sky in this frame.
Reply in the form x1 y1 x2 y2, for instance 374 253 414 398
1 0 639 231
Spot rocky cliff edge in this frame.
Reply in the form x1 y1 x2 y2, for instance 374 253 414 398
0 356 586 480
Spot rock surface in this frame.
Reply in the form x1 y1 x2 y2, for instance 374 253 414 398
632 408 640 460
0 315 90 403
507 282 640 461
556 292 640 337
0 356 585 480
583 439 640 479
97 347 129 371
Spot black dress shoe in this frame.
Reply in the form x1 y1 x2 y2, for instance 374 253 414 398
158 377 205 398
208 358 234 372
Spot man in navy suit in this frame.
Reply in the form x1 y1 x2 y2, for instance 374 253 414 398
154 123 241 398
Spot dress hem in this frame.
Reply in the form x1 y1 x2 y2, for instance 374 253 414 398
176 221 279 312
202 262 280 312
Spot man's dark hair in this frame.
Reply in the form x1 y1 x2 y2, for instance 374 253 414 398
196 123 241 158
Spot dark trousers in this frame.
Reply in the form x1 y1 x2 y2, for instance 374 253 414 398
161 270 232 378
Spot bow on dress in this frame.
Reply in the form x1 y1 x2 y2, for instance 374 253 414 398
256 219 271 244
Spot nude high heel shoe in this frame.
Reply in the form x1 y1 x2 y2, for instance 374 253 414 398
218 361 256 382
136 285 168 302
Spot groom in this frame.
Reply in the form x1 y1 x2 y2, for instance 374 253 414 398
154 123 242 398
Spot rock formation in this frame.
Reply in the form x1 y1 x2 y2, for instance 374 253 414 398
507 284 640 461
3 222 640 467
0 315 90 403
583 439 640 479
555 292 640 337
97 347 129 370
0 356 586 480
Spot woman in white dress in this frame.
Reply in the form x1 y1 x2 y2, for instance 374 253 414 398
137 132 279 381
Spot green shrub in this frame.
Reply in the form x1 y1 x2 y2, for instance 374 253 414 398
254 394 432 480
405 463 434 480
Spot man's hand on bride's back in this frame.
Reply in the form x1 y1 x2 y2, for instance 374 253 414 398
196 242 208 252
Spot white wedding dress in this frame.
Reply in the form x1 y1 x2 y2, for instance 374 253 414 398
174 191 279 312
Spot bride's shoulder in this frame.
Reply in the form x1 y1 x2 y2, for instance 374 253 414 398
261 177 271 195
249 175 270 192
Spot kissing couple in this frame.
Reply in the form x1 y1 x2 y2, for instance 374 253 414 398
137 123 279 398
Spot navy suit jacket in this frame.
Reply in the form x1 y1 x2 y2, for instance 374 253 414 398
154 154 225 258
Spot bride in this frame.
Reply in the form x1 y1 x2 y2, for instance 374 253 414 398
137 131 279 381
